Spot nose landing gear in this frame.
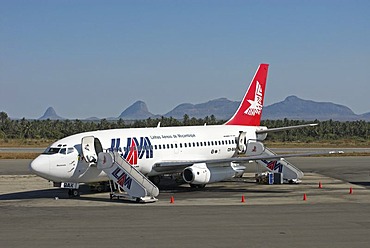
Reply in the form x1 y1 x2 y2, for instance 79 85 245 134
68 189 80 197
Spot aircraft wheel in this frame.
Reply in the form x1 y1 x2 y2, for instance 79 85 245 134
198 184 206 189
190 184 206 189
96 185 103 192
72 189 80 197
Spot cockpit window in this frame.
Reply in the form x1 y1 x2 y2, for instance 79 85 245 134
42 147 60 154
43 146 75 155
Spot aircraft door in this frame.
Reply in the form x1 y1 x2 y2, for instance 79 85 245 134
237 131 247 153
245 140 265 156
81 136 103 164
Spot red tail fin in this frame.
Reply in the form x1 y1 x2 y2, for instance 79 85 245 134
225 64 269 126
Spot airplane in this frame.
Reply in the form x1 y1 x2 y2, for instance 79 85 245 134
29 64 342 202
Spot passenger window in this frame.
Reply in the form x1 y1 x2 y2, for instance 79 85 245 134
154 145 157 150
159 145 162 149
167 144 170 149
171 144 174 148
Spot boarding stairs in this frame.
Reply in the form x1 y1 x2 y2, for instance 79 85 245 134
256 147 304 181
97 151 159 203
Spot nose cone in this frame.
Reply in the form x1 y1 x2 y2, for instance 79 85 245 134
29 155 50 179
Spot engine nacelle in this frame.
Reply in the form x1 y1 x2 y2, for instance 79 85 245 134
182 163 246 185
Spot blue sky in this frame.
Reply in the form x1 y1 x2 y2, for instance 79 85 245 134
1 0 369 119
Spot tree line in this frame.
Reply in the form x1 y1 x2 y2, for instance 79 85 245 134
0 112 369 142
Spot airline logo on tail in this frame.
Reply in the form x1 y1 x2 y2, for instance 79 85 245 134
244 81 263 116
225 64 269 126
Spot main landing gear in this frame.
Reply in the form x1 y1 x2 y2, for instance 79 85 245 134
149 176 161 186
190 184 206 189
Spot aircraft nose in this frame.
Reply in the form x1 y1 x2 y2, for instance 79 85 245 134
29 155 50 178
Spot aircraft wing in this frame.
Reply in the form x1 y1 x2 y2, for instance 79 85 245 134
152 150 344 173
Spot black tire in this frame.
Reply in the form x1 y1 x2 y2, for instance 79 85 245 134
190 184 206 189
72 189 80 197
96 185 103 192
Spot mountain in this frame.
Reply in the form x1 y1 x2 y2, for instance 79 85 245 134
84 117 100 121
163 95 369 121
262 96 359 121
118 101 155 120
360 112 370 121
37 96 369 121
165 98 239 120
38 107 64 120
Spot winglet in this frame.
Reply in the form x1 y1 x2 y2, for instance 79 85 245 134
225 64 269 126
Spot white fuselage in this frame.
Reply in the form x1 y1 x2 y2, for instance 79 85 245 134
30 124 266 183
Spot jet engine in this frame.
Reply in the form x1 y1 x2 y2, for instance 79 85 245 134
182 163 246 185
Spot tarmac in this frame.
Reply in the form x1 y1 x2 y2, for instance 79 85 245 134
1 157 370 247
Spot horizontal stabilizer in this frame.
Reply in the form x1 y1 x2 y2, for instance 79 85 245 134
256 123 318 134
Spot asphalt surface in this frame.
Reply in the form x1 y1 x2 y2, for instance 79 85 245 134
1 157 370 248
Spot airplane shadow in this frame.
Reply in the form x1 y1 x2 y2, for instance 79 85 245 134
0 188 67 201
349 181 370 188
0 180 291 203
0 185 100 201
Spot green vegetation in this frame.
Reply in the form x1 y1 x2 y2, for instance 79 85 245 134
0 112 369 147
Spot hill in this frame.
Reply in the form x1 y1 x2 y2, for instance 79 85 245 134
38 107 64 120
262 96 359 121
118 101 156 120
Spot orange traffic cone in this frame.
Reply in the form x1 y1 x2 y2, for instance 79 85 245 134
170 196 175 203
303 193 307 201
349 187 353 194
241 195 245 203
318 182 322 188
